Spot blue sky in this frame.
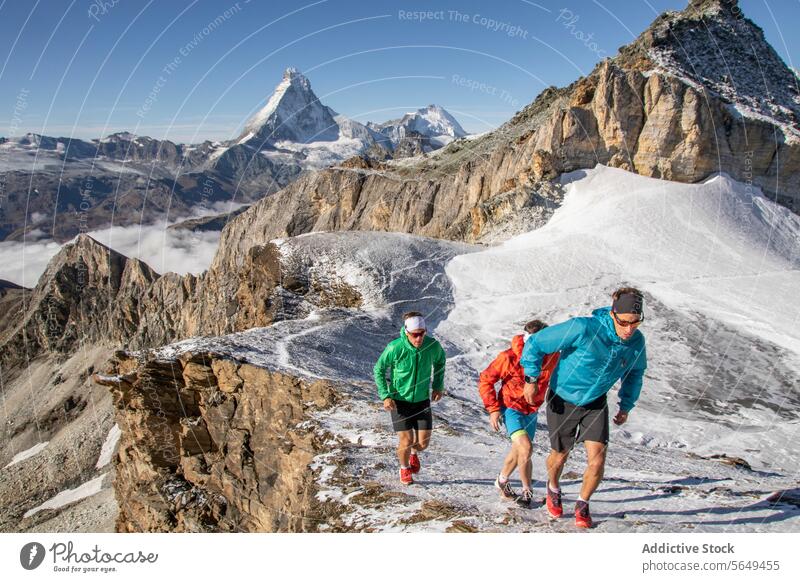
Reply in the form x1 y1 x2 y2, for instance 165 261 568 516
1 0 797 142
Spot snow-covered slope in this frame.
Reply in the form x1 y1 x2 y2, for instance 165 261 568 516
145 169 800 531
440 166 800 471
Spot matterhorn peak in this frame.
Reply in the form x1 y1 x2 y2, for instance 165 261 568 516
236 66 338 145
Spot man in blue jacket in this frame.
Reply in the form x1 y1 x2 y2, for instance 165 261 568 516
520 287 647 528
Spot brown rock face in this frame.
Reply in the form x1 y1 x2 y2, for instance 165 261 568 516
527 59 798 196
0 234 160 376
94 350 338 532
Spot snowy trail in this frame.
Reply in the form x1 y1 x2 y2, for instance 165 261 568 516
151 168 800 531
310 167 800 532
315 391 800 532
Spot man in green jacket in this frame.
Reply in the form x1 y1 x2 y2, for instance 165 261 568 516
374 311 447 485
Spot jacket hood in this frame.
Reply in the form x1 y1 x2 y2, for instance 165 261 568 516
510 334 525 357
592 306 639 344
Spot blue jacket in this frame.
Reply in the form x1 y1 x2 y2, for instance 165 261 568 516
520 307 647 411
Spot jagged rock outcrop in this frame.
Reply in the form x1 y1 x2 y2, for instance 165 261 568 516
0 279 26 345
0 232 367 376
0 235 161 375
93 349 338 532
529 0 799 203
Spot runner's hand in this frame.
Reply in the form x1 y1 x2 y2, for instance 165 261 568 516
383 398 396 411
431 390 443 402
489 411 502 431
613 410 628 425
523 382 538 405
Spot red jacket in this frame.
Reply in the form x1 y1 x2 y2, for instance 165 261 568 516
478 334 559 415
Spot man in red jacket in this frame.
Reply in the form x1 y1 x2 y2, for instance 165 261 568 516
478 320 560 508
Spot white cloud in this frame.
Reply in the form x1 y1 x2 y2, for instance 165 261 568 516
0 238 62 287
88 220 222 276
0 202 247 287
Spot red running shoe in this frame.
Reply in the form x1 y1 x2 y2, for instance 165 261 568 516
400 467 414 485
575 500 592 528
546 482 563 518
409 453 420 474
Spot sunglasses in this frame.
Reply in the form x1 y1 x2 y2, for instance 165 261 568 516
407 330 426 338
612 312 643 327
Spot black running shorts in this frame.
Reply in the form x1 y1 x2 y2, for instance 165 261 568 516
390 399 433 432
546 391 609 451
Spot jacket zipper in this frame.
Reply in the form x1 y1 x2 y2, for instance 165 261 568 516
412 350 419 399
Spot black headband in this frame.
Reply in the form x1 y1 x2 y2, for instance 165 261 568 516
612 292 644 315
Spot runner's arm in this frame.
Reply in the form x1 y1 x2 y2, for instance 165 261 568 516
521 318 586 378
373 345 394 400
478 354 506 413
618 347 647 412
618 368 644 412
431 342 446 393
534 352 560 402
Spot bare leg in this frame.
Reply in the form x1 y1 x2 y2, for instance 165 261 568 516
580 441 607 500
499 448 517 479
513 434 533 491
546 449 570 489
413 429 432 452
397 430 414 466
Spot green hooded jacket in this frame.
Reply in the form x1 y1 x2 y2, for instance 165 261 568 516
374 328 447 403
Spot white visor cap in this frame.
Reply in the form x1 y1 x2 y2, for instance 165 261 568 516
404 315 427 332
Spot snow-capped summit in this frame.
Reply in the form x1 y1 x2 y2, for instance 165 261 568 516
220 68 469 172
368 104 468 150
406 104 467 139
234 68 468 158
236 67 340 146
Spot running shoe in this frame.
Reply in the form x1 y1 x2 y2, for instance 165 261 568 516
546 482 563 518
409 453 420 474
516 488 534 508
494 477 518 500
575 500 592 528
400 467 413 485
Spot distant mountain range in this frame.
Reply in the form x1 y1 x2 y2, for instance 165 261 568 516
0 67 467 243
